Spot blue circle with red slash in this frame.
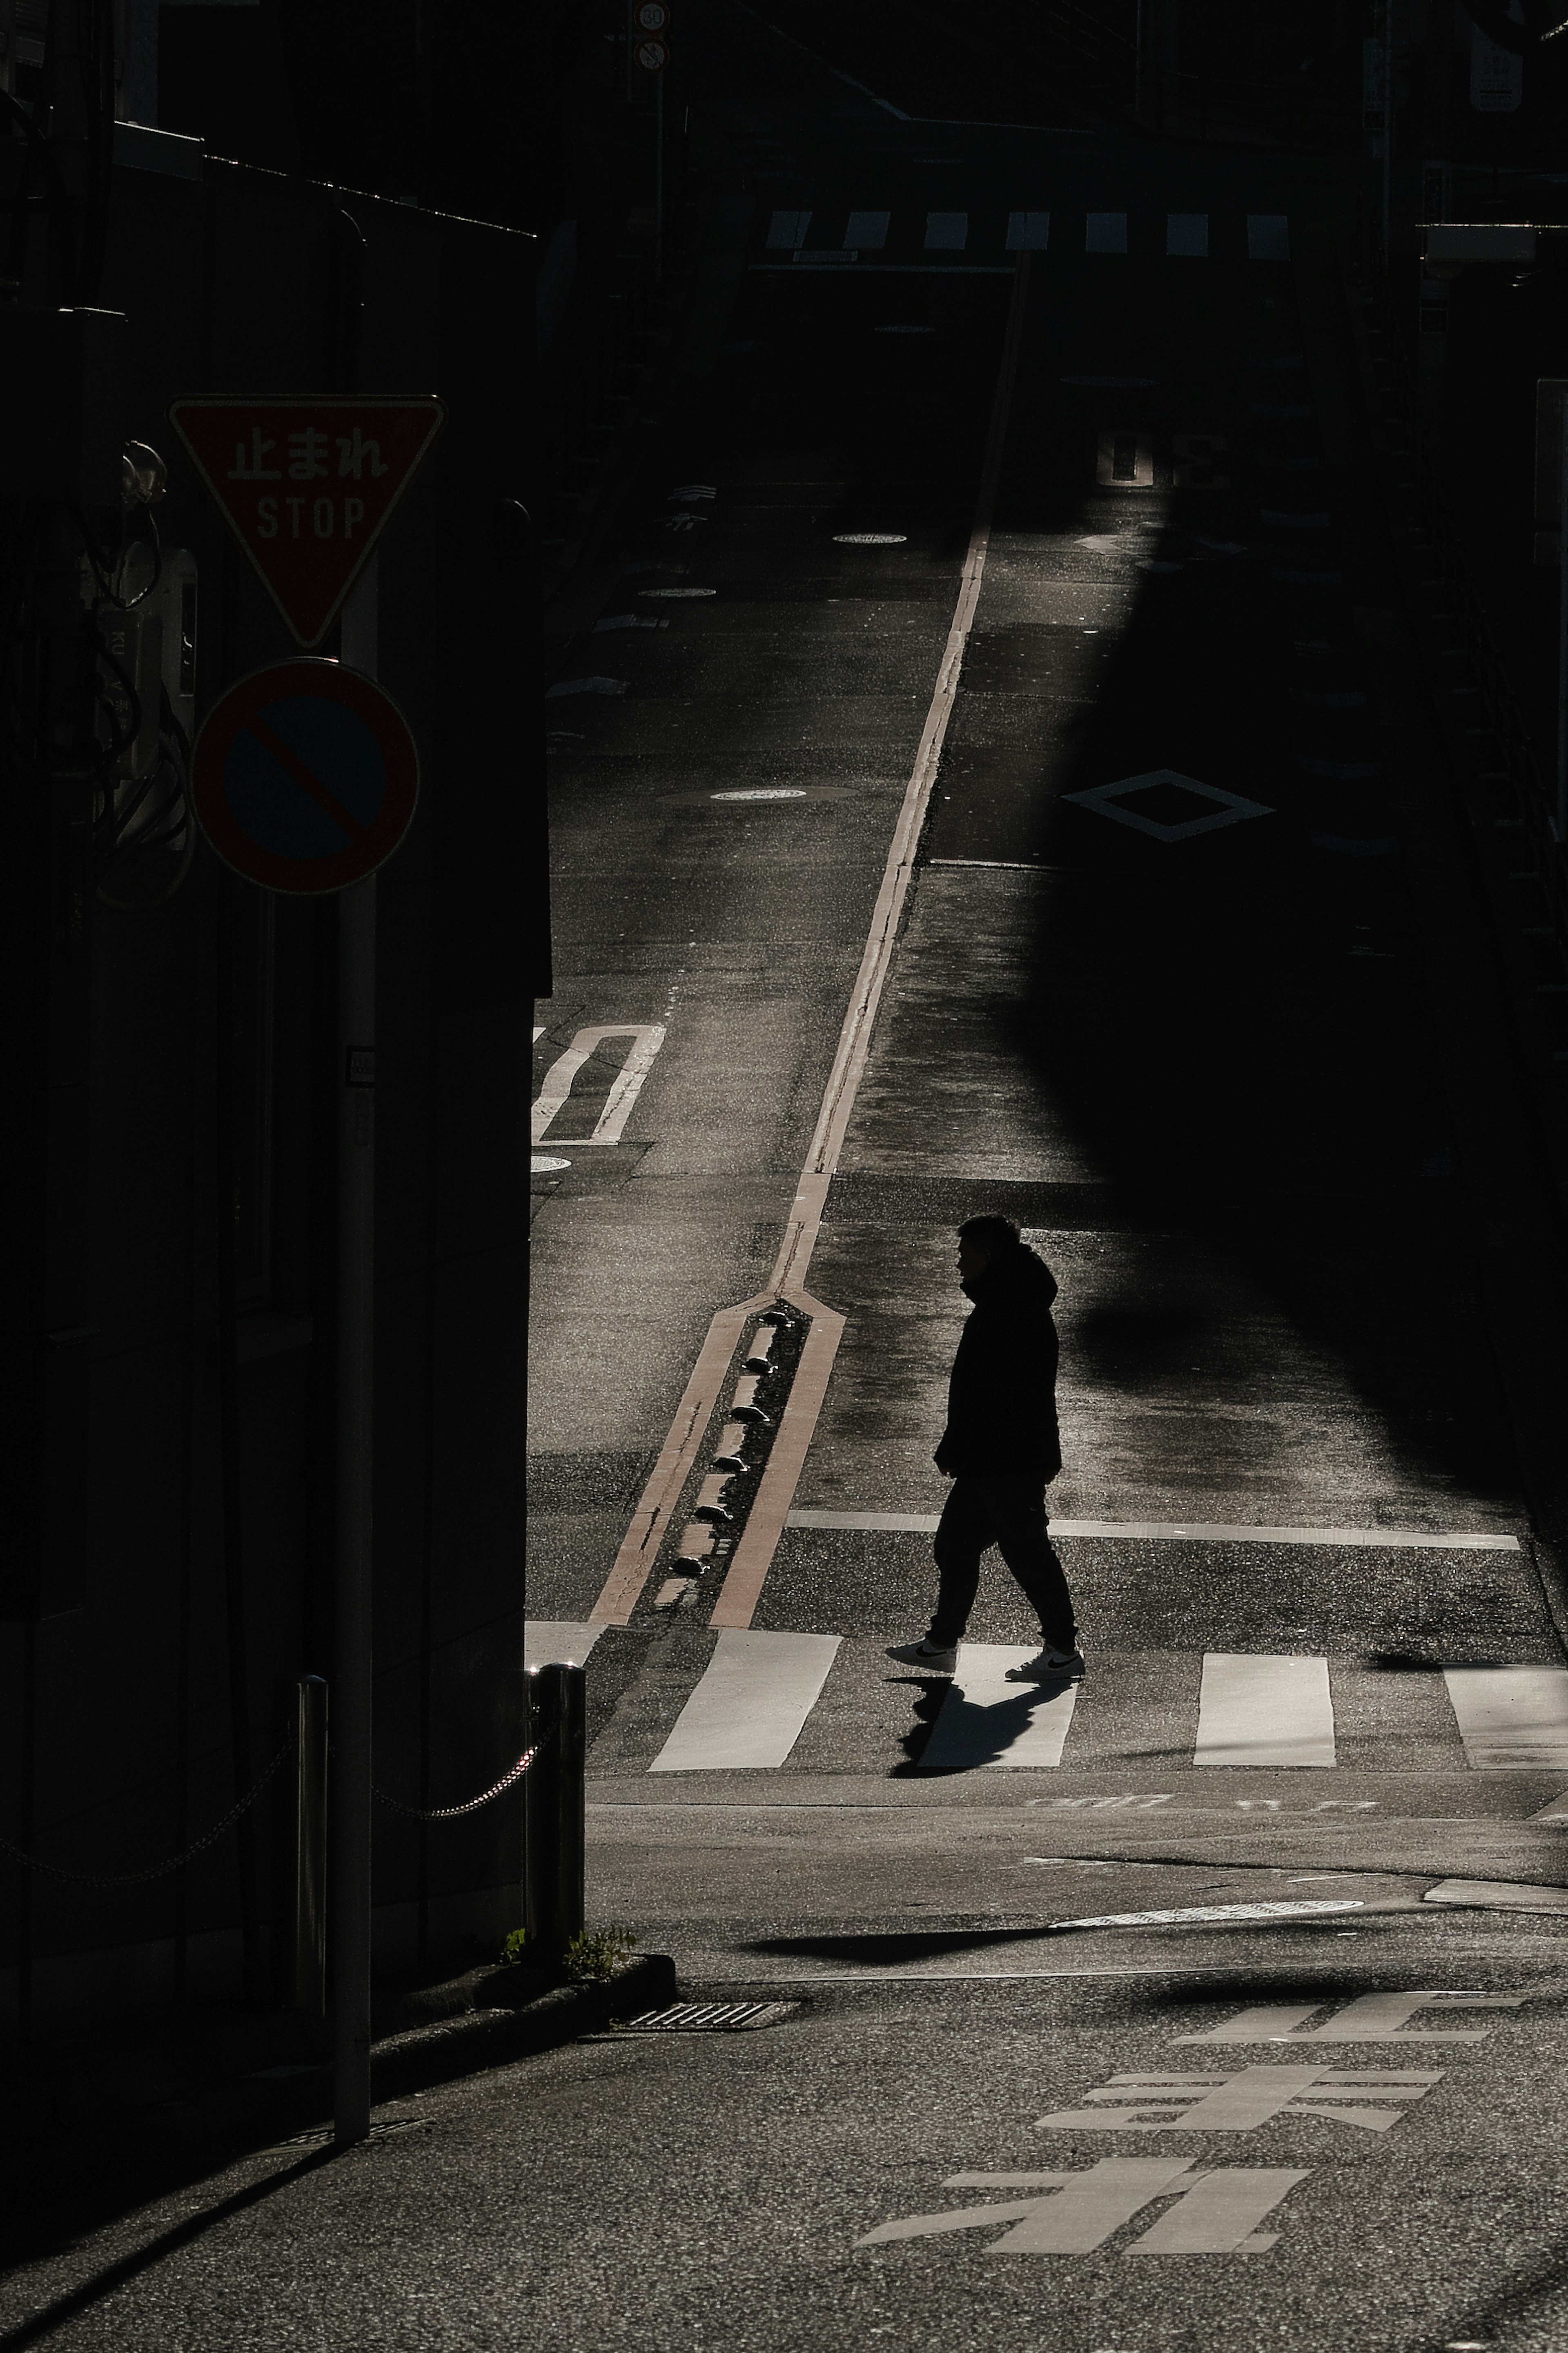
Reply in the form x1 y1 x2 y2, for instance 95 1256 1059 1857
192 658 419 894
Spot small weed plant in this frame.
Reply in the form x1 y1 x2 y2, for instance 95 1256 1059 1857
497 1928 530 1969
562 1925 638 1984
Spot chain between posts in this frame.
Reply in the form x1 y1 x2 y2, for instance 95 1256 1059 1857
0 1722 552 1886
370 1726 555 1822
0 1731 296 1886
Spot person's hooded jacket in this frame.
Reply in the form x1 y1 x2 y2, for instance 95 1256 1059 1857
934 1241 1062 1483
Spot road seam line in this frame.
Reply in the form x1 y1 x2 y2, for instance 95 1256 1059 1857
589 254 1032 1631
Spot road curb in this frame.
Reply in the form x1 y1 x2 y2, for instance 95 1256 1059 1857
371 1953 677 2101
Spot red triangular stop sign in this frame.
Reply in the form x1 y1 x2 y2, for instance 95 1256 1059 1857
167 397 445 648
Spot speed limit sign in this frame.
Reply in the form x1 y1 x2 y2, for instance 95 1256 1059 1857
635 0 669 27
635 32 669 69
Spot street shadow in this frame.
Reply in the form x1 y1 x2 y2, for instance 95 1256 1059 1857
738 1926 1063 1966
938 253 1530 1526
890 1669 1078 1774
0 2141 338 2350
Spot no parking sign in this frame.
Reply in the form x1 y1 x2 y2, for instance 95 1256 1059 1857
191 658 419 893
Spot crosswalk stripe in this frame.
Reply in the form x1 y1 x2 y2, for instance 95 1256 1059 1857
1007 210 1051 250
920 1644 1080 1769
1441 1664 1568 1770
766 208 811 250
846 209 890 250
649 1629 841 1771
1085 211 1128 254
1248 212 1291 259
524 1620 606 1669
1167 212 1208 257
925 210 969 250
1194 1654 1336 1768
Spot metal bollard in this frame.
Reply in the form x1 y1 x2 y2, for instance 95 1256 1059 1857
524 1662 586 1963
295 1675 329 2016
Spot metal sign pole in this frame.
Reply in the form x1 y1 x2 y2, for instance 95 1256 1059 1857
1559 424 1568 842
333 555 379 2146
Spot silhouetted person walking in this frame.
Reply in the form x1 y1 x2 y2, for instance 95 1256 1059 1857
889 1214 1082 1683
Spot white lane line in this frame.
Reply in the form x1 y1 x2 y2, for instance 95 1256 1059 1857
1166 212 1208 257
925 211 969 250
530 1023 666 1146
1085 211 1128 253
1441 1664 1568 1770
525 1621 607 1668
650 1630 842 1770
785 1510 1521 1551
846 209 890 250
919 1644 1079 1770
767 208 811 249
1248 213 1291 259
1007 210 1050 250
1194 1655 1335 1769
1423 1878 1568 1912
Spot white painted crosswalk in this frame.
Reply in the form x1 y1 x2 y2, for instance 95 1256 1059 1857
1441 1665 1568 1770
536 1623 1568 1777
649 1630 841 1771
920 1646 1079 1770
1194 1654 1335 1769
758 209 1291 267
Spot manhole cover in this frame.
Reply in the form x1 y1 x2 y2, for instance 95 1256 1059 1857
532 1156 572 1174
711 788 806 802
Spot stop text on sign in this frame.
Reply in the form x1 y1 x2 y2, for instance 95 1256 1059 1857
167 397 445 648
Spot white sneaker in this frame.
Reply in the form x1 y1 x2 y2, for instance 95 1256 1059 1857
1004 1646 1085 1684
887 1639 958 1674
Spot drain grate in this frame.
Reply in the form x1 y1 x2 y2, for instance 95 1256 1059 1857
607 2001 799 2035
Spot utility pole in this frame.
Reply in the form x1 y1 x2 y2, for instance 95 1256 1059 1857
332 557 379 2146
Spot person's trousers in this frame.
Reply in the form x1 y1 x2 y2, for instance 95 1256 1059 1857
928 1475 1076 1652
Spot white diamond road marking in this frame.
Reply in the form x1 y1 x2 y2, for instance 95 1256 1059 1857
919 1644 1079 1769
1195 1654 1335 1767
1007 210 1051 249
1065 769 1274 842
711 788 807 801
1086 211 1128 253
834 532 906 544
637 587 716 598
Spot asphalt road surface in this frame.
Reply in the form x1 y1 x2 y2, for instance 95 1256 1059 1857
8 4 1568 2348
